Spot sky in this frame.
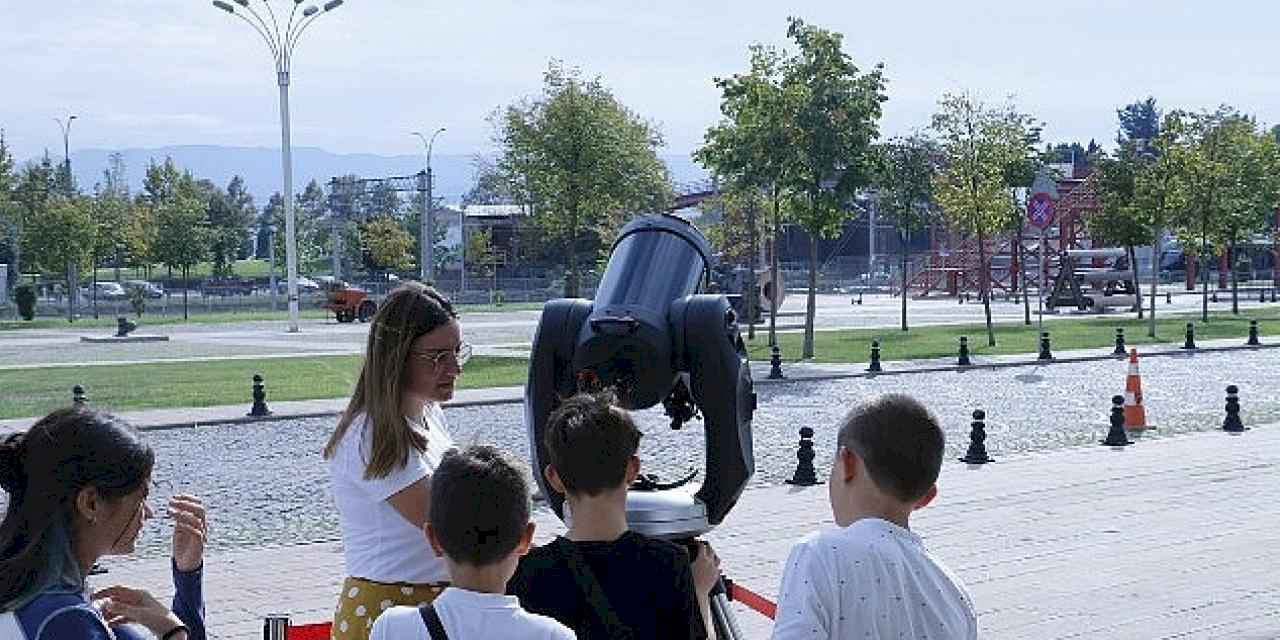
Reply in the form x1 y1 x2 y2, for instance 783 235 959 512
2 0 1279 164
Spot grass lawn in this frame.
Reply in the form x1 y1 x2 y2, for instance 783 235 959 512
0 355 529 420
746 307 1280 364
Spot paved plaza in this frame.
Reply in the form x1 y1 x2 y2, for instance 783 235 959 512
98 422 1280 639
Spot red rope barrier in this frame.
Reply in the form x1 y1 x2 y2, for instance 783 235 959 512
288 622 331 640
729 581 777 620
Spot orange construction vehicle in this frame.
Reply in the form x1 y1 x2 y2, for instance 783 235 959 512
322 282 378 323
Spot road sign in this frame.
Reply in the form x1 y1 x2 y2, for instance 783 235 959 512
1028 192 1055 229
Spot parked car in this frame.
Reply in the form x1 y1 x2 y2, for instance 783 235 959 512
81 282 128 300
275 275 321 294
123 280 165 299
203 277 257 296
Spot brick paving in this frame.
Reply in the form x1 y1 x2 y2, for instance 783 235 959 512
98 423 1280 639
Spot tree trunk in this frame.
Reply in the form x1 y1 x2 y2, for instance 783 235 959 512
565 234 578 299
1230 239 1239 315
900 231 909 332
1200 233 1209 323
1127 244 1142 319
1018 230 1031 325
92 258 100 320
183 265 190 321
747 201 757 340
977 230 995 346
1149 230 1160 338
803 233 817 360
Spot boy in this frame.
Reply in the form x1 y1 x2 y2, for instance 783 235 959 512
507 392 720 640
771 394 978 639
371 445 575 639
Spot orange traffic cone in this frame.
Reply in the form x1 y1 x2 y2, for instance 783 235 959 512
1123 348 1151 431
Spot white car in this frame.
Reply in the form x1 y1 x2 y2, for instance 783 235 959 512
82 282 128 300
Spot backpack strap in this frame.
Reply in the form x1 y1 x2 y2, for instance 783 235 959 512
550 538 634 640
417 602 449 640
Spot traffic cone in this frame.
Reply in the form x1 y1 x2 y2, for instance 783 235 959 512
1123 348 1151 431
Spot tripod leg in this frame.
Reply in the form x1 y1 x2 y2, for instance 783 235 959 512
710 581 746 640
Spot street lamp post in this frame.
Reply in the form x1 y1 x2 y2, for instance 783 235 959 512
54 115 78 323
211 0 344 333
412 128 446 283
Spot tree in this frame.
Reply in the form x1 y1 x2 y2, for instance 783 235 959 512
27 196 96 320
267 182 325 274
1169 107 1242 322
151 167 209 319
932 92 1036 346
10 157 57 287
463 158 517 205
1089 149 1150 318
0 130 17 293
1215 117 1280 313
1118 97 1161 145
492 60 671 297
696 42 796 345
781 17 888 358
88 187 132 316
361 215 414 274
1130 114 1187 337
206 177 255 277
873 136 935 331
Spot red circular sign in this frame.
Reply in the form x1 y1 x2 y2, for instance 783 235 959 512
1028 192 1054 229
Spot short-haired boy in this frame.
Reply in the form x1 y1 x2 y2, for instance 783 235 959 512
371 445 575 640
507 392 719 640
771 394 978 639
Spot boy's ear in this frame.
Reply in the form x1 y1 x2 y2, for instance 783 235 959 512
544 464 566 494
515 522 536 556
913 484 938 510
424 523 446 558
838 446 858 484
623 455 640 484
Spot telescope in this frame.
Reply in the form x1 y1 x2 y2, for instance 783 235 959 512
524 213 757 538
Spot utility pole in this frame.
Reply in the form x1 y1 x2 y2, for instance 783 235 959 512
412 128 446 283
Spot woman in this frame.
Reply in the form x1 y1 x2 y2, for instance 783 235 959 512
0 407 209 640
324 282 470 640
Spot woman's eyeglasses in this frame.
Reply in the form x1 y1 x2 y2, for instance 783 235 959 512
409 342 472 369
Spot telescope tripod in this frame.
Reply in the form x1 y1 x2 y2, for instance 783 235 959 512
680 538 746 640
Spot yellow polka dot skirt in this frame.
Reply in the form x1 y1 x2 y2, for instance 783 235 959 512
331 576 447 640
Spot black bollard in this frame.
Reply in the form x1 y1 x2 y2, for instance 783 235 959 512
72 385 87 407
1272 288 1277 303
768 345 786 380
1223 385 1246 433
1247 320 1261 346
960 409 993 464
786 427 820 486
1038 331 1053 361
1101 395 1133 447
867 340 883 373
1261 289 1268 304
856 292 863 305
1182 322 1197 350
1165 291 1172 305
1113 327 1127 356
248 373 272 417
957 336 972 366
1211 291 1219 303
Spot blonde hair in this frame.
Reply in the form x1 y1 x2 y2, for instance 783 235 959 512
323 282 457 479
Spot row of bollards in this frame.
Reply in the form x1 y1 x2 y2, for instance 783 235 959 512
64 375 273 417
785 384 1255 483
766 319 1266 379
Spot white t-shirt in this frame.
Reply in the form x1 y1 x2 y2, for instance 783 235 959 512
369 587 576 640
771 517 977 640
328 404 455 584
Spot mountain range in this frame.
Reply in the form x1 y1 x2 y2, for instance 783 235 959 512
41 145 709 207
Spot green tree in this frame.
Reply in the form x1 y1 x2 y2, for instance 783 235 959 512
873 136 936 332
0 130 17 292
1088 148 1150 317
10 157 58 286
696 42 797 344
361 215 414 274
1118 97 1161 145
493 60 671 297
151 169 210 319
27 196 96 320
781 17 887 358
1215 117 1280 313
932 92 1035 346
205 177 254 277
267 182 325 274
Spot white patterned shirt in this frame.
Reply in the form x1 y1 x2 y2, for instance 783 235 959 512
771 518 977 640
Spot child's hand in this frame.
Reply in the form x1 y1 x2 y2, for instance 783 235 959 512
691 541 721 595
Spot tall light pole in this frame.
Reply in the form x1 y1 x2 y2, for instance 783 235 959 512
211 0 344 332
412 128 445 283
54 115 78 323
